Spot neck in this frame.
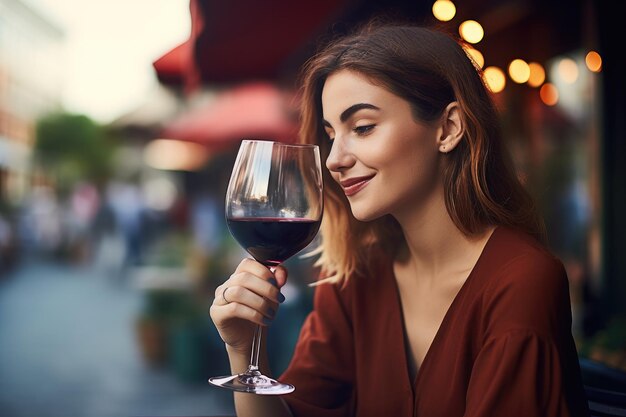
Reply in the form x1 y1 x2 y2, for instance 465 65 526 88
393 186 493 282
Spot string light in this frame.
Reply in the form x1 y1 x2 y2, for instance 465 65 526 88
459 20 484 44
463 45 484 68
539 83 559 106
508 59 530 84
449 3 599 95
432 0 456 22
483 66 506 93
527 62 546 87
585 51 602 72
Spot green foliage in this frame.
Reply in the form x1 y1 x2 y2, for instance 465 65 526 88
34 112 114 191
143 231 191 267
141 290 201 322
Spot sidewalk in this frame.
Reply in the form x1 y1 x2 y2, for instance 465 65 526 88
0 257 234 417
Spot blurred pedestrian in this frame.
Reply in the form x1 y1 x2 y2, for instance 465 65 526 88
0 211 14 274
65 182 101 263
19 186 63 255
106 181 145 269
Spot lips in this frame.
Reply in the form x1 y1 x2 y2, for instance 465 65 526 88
340 175 375 197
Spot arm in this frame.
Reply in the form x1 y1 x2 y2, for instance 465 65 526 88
464 254 589 417
209 258 292 417
230 278 356 417
228 344 293 417
279 280 355 416
465 330 586 417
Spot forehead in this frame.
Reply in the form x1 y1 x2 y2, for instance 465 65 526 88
321 70 397 120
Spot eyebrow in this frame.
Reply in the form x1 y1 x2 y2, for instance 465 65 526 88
322 103 380 128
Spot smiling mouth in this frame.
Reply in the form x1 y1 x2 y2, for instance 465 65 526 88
340 175 375 197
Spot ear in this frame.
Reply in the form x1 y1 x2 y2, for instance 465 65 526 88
438 102 464 154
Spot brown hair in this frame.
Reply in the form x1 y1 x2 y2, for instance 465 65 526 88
299 23 545 284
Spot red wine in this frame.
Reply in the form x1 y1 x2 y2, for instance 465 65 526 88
227 217 320 267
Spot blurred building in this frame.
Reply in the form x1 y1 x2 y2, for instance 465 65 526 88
0 0 64 205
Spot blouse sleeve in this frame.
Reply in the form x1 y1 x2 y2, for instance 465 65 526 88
279 281 355 417
464 330 588 417
464 254 589 417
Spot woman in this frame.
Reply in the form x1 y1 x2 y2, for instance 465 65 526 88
210 23 589 417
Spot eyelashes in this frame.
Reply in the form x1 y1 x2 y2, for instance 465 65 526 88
353 124 375 135
324 124 376 142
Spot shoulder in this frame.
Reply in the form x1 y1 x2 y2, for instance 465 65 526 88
484 226 559 265
481 226 567 293
475 227 571 338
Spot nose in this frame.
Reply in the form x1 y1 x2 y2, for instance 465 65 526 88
325 138 355 173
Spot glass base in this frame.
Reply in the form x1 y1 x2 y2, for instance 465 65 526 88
208 370 295 395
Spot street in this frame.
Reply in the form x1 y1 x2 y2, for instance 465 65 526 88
0 256 234 417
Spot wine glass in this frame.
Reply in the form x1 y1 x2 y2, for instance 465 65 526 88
209 140 323 395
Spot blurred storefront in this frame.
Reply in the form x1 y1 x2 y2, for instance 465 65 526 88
0 0 64 204
0 0 65 272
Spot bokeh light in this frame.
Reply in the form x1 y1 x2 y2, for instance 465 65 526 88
459 20 484 44
540 83 559 106
585 51 602 72
463 45 484 68
527 62 546 87
144 139 209 171
483 66 506 93
557 58 579 84
432 0 456 22
508 59 530 84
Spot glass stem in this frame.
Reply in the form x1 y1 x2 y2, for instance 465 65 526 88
247 324 263 374
246 265 275 375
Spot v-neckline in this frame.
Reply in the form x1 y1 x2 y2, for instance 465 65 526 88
390 226 500 396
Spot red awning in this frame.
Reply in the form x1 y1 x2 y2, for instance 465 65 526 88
152 0 350 87
191 0 349 83
152 41 193 87
152 0 202 89
160 82 299 150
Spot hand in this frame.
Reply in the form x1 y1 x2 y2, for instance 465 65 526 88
210 258 287 356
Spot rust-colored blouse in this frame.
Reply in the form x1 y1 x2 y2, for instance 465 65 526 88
280 227 589 416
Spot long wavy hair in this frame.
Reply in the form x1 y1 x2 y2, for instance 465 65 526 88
298 23 545 284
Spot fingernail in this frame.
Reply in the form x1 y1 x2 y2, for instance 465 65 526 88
268 307 276 318
268 278 278 287
278 292 286 303
262 317 273 325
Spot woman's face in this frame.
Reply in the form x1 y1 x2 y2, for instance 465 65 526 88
321 69 443 222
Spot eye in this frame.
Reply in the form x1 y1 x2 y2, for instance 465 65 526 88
353 124 375 136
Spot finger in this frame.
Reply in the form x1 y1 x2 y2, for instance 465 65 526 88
273 265 288 288
213 298 275 327
233 258 287 291
214 283 232 306
218 285 277 319
235 258 274 280
213 285 234 306
229 271 285 305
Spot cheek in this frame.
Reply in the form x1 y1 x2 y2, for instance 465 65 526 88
376 138 440 202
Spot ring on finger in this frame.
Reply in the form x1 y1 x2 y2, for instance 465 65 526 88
222 286 231 304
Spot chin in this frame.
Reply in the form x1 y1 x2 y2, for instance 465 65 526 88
349 203 385 223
